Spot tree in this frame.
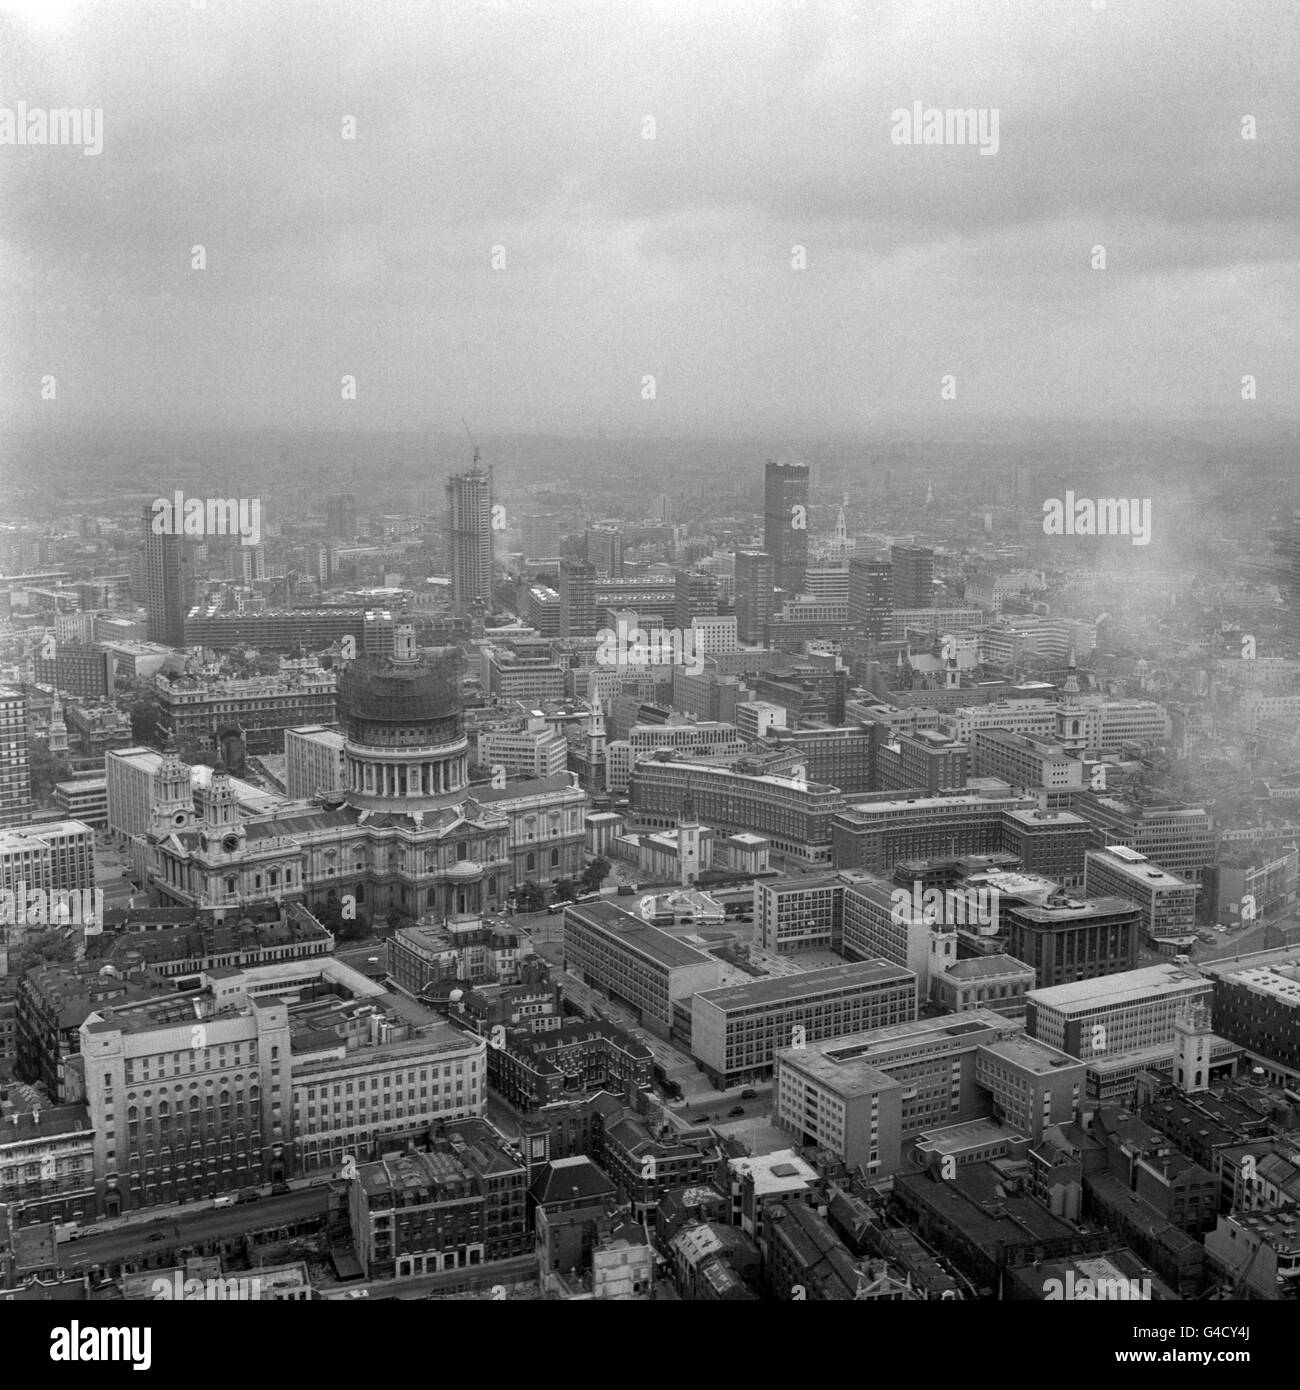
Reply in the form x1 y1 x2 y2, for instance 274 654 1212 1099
28 744 73 805
515 880 545 913
550 877 577 904
580 856 611 893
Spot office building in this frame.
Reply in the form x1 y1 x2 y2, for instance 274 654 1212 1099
631 758 845 866
690 960 916 1088
521 513 562 563
183 608 367 651
1085 847 1197 945
80 987 291 1214
875 730 970 794
478 718 569 781
848 554 892 640
151 665 338 754
53 776 108 829
832 791 1035 875
773 1010 1084 1176
585 526 625 578
762 725 876 796
32 644 116 702
446 466 493 611
763 460 809 597
1199 946 1300 1078
142 504 186 649
755 870 873 954
283 724 347 800
673 569 719 631
735 550 775 646
842 876 938 999
1073 794 1214 884
971 729 1085 797
1004 896 1142 989
1026 964 1217 1100
559 559 599 638
561 899 722 1034
291 1009 486 1175
325 493 358 540
0 687 32 828
889 545 935 610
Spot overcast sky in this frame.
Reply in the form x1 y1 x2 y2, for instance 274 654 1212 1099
1 0 1296 434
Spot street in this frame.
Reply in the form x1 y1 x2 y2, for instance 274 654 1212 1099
56 1187 330 1270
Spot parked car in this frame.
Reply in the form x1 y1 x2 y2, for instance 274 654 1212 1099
728 1106 745 1117
236 1188 262 1204
212 1195 235 1208
690 1114 711 1124
271 1181 291 1195
740 1088 758 1100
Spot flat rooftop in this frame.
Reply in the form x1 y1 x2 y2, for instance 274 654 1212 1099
1028 963 1210 1013
695 959 913 1012
790 1009 1017 1062
979 1034 1084 1075
564 900 715 969
776 1044 901 1097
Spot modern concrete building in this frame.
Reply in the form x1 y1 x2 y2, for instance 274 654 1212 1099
561 899 722 1034
447 466 493 612
0 686 32 828
283 724 346 800
689 960 916 1089
774 1009 1084 1176
1085 847 1198 946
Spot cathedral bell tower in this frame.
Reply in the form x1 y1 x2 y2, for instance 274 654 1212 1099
151 741 195 836
196 757 245 857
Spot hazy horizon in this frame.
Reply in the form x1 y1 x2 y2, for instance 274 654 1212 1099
3 0 1298 435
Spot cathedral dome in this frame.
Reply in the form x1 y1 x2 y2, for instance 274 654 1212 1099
336 656 462 746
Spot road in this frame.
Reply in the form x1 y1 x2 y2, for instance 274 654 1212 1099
341 1254 539 1300
57 1188 330 1270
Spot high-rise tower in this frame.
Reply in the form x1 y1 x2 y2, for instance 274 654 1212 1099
735 551 775 646
142 504 186 648
763 460 809 598
889 543 934 610
0 687 32 828
446 466 493 612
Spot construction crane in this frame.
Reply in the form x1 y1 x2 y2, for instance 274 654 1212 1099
461 417 480 471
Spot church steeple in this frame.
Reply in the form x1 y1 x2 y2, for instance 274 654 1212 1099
1063 647 1080 703
48 693 67 754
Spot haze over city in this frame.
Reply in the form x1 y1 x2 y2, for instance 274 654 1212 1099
1 0 1299 1352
